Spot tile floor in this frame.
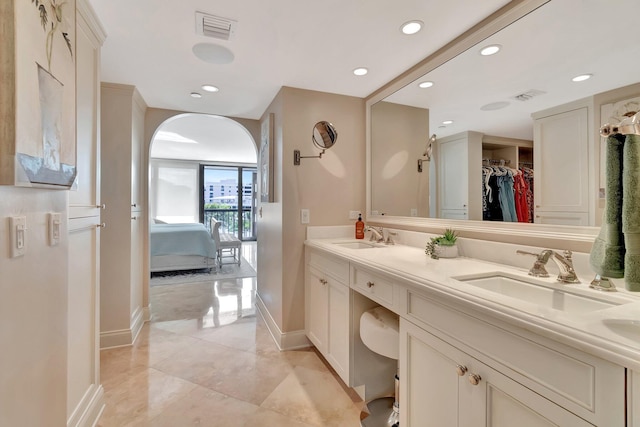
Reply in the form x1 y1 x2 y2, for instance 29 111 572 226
98 243 364 426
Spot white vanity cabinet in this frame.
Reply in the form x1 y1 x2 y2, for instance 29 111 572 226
401 289 625 427
305 249 351 384
533 103 591 225
401 319 593 427
630 370 640 427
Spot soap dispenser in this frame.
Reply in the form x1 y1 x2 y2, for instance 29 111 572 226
355 214 365 239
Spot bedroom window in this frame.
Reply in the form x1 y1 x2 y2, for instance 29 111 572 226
200 165 257 241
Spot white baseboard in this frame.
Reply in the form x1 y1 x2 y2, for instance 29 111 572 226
142 305 151 322
255 294 311 351
67 383 104 427
100 306 145 349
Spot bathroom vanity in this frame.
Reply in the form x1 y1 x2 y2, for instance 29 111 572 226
304 228 640 426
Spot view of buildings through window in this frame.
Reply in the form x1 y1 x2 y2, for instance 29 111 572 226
203 166 257 240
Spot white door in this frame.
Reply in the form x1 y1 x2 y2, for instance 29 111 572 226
439 138 469 214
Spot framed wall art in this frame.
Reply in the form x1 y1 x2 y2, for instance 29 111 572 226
260 113 274 202
0 0 77 188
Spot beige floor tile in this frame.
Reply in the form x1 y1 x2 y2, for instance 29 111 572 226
261 366 363 427
99 243 362 426
98 368 197 426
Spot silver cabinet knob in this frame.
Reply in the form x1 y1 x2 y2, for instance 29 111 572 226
367 281 375 288
96 203 106 209
468 373 481 386
96 223 106 228
131 216 137 220
319 278 327 285
456 365 467 376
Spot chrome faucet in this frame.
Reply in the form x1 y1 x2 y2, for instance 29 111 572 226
365 226 384 243
516 249 580 283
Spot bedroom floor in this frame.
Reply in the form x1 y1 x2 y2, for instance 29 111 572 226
98 242 364 426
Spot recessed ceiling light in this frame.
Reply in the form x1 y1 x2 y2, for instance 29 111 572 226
572 74 592 82
418 81 434 89
442 120 453 125
480 44 501 56
401 20 423 35
190 92 202 98
202 85 219 92
353 67 368 76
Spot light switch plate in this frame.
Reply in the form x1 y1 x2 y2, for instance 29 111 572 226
9 216 27 258
301 209 310 224
48 212 61 246
349 211 360 220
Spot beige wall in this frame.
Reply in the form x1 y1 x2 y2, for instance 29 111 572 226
258 87 366 334
371 101 430 217
0 187 68 425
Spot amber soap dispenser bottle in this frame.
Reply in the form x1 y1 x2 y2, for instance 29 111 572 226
355 214 365 239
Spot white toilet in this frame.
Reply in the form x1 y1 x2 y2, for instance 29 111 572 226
360 306 400 427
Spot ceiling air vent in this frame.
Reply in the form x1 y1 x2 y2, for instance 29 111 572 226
195 12 237 41
511 89 546 102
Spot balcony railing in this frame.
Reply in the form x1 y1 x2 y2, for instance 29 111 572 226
204 208 254 240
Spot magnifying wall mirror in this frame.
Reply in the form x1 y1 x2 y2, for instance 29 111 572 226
294 121 338 165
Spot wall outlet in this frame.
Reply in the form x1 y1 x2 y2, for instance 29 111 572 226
410 208 418 217
9 216 27 258
301 209 310 224
349 211 360 220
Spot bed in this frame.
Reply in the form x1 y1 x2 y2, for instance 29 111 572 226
149 222 217 273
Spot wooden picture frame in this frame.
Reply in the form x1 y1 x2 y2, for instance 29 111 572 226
260 113 274 202
0 0 77 188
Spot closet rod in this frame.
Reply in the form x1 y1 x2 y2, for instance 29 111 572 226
600 111 640 137
483 158 510 166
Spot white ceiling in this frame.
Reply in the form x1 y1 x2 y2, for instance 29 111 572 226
87 0 511 120
384 0 640 141
150 114 258 163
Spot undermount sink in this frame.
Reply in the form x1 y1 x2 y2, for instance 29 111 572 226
454 272 625 314
602 319 640 342
332 241 384 249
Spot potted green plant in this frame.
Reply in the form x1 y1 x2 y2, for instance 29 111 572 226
425 228 459 259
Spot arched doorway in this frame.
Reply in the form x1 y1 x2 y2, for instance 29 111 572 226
149 113 258 237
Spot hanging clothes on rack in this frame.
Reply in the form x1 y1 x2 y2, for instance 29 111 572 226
481 159 534 223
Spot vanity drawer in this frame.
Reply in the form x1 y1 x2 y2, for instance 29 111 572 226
307 250 349 284
351 266 395 310
405 289 625 426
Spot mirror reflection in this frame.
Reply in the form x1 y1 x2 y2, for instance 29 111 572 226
370 0 640 226
313 121 338 150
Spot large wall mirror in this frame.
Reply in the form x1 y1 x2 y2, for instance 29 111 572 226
367 0 639 237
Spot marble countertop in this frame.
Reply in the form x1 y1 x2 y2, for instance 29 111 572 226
305 237 640 371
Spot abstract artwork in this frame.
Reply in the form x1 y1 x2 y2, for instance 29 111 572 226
260 113 274 202
1 0 77 187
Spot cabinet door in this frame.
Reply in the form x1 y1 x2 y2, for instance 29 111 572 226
401 319 464 427
533 108 589 215
326 279 349 384
439 138 468 213
306 267 328 354
401 319 593 427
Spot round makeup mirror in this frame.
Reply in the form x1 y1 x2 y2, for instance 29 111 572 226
312 121 338 150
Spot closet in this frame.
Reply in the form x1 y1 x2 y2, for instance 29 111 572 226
436 131 533 222
99 83 147 348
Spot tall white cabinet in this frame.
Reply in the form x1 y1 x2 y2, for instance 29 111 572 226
437 131 483 220
99 83 147 348
533 101 591 226
66 1 106 425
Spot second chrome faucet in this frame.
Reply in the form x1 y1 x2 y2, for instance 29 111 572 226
516 249 580 283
